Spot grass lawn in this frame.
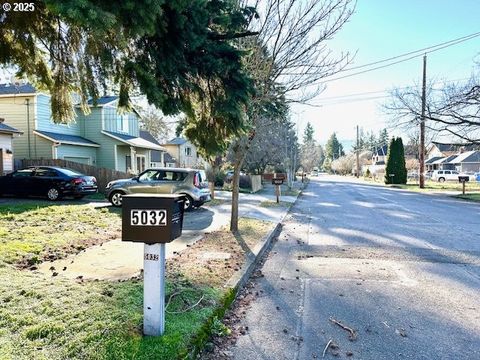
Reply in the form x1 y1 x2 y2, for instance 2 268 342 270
453 193 480 202
259 200 291 208
0 200 273 360
0 202 120 266
363 177 480 193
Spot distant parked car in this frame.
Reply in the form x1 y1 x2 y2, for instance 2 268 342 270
0 166 98 200
475 172 480 182
310 169 319 177
431 170 460 182
105 167 211 210
407 171 419 180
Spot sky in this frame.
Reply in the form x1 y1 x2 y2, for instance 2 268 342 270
292 0 480 149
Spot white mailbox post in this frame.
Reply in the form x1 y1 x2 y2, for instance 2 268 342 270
122 194 185 336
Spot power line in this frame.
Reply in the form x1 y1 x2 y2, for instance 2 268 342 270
339 31 480 73
319 32 480 84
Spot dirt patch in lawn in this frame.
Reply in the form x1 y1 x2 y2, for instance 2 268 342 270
0 202 120 267
168 217 273 288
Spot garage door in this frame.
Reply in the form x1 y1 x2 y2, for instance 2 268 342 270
64 156 90 165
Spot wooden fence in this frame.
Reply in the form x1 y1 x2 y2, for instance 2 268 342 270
20 159 130 194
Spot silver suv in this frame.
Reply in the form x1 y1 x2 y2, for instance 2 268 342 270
105 168 211 210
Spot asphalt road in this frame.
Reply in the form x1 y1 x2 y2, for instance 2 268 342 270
230 175 480 360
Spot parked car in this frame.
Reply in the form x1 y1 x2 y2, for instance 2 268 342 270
105 168 211 210
475 172 480 182
407 171 419 180
0 166 98 200
431 169 475 182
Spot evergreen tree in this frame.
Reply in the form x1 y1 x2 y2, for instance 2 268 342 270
378 128 389 146
325 132 344 160
303 122 315 143
385 137 407 184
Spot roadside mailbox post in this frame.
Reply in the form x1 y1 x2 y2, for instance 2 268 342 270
272 177 284 203
458 176 469 195
122 194 185 336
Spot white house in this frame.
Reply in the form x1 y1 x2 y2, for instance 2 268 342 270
162 137 206 168
0 117 22 174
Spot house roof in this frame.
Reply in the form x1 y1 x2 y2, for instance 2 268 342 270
373 144 388 157
447 151 477 164
425 156 444 165
0 122 22 134
165 137 188 145
34 130 100 147
0 83 36 95
87 96 119 106
164 152 175 163
432 142 480 153
150 150 175 163
102 131 166 151
139 130 161 145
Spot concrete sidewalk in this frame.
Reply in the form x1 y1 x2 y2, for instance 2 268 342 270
38 182 304 281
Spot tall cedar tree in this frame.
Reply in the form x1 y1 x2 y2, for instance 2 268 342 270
385 137 407 184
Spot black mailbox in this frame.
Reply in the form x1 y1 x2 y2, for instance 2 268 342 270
458 176 470 183
122 194 185 244
272 178 284 185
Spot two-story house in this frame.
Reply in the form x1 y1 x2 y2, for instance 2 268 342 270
0 83 165 174
162 137 206 168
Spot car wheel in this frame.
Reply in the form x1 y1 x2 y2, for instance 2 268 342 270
183 195 193 211
47 187 61 201
438 177 445 183
109 191 124 207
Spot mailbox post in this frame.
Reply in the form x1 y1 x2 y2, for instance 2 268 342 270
122 194 185 336
458 176 469 195
272 177 284 203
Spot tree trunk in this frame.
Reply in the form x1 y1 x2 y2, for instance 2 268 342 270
230 142 249 233
209 181 215 200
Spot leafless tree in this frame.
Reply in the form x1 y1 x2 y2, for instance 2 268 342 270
384 74 480 146
229 0 354 231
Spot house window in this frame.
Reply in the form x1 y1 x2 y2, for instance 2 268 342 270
118 114 129 133
185 147 191 156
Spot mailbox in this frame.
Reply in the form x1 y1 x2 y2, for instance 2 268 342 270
122 194 185 244
272 178 284 185
458 176 470 183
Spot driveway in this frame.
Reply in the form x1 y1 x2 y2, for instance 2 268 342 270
225 175 480 359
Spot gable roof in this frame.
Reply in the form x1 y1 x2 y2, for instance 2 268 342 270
373 144 388 157
34 130 100 147
425 156 443 165
432 142 480 153
0 83 36 95
0 121 22 134
448 151 477 164
102 131 166 151
139 130 161 145
87 96 119 106
166 137 188 145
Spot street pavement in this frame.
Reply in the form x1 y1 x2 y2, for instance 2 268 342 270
38 186 297 280
230 175 480 360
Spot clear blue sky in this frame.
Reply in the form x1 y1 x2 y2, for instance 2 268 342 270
293 0 480 148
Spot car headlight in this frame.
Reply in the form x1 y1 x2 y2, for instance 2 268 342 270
106 182 113 189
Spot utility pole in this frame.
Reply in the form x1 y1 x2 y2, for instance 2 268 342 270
419 54 427 189
356 125 360 178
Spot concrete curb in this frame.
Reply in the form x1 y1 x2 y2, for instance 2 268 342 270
223 181 306 292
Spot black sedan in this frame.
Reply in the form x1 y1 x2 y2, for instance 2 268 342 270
0 166 98 200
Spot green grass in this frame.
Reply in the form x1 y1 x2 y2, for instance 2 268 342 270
363 178 480 193
0 265 222 360
0 202 120 265
453 193 480 202
259 200 291 208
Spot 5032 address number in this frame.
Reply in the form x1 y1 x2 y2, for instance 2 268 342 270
131 209 167 226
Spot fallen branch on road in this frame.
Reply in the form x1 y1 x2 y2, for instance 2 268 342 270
329 317 357 341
